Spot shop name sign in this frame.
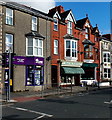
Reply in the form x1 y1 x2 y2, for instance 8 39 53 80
61 61 83 67
13 56 44 66
17 58 25 63
35 58 43 64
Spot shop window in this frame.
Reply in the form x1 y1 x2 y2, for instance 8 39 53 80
5 33 13 53
81 67 95 80
26 65 43 86
6 8 13 25
103 52 110 62
54 18 58 31
54 40 58 54
104 68 110 79
67 21 72 35
32 16 37 31
65 40 77 59
84 44 93 59
26 37 43 57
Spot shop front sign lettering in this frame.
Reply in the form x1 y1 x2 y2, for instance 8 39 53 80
17 58 25 63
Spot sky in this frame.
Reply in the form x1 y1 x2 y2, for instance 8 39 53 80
5 0 111 35
56 2 111 35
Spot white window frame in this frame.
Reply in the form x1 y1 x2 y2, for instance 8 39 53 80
85 27 89 39
103 52 110 63
5 33 13 53
54 17 58 31
26 37 43 57
32 16 37 31
65 39 77 60
6 8 13 25
54 40 58 54
103 42 109 50
103 68 111 79
67 21 72 35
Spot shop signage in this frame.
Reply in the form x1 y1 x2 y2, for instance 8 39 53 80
13 56 44 66
61 61 83 67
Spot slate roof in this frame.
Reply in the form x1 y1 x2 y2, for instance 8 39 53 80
102 34 111 40
76 17 88 29
91 27 100 36
60 10 71 22
48 10 57 18
25 32 45 39
82 39 95 45
63 34 79 40
1 1 52 20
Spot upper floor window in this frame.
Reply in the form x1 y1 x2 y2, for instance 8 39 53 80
5 33 13 53
26 37 43 57
6 8 13 25
65 40 77 59
54 40 58 54
85 27 89 39
32 16 37 31
103 42 109 49
54 18 58 31
103 52 110 62
95 37 99 42
67 21 72 34
104 68 110 79
84 44 93 59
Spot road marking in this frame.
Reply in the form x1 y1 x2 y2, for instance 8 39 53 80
104 100 112 104
8 106 53 118
33 115 45 120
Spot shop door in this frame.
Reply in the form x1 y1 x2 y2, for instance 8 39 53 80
51 65 57 87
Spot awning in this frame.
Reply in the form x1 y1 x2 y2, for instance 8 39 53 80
82 63 98 67
61 67 85 74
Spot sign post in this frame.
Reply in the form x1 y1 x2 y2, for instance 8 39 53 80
8 49 11 102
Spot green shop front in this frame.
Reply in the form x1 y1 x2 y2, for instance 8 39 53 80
60 61 85 86
81 63 98 85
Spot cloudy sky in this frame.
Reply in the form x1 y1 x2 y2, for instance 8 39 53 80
5 0 55 13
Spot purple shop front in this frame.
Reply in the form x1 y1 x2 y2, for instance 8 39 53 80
13 56 44 86
13 56 44 66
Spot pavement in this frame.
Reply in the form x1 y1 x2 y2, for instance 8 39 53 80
1 85 112 104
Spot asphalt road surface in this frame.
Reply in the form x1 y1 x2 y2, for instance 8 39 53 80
2 87 112 119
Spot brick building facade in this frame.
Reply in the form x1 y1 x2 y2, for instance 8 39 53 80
48 6 101 86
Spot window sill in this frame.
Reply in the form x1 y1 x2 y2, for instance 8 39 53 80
5 23 14 26
53 29 58 32
26 55 44 58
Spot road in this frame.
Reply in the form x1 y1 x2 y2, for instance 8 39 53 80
2 87 112 119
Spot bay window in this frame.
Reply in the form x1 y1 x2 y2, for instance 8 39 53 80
6 8 13 25
65 40 77 59
26 37 43 57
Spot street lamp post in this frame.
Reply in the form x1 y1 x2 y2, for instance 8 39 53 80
8 47 11 102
